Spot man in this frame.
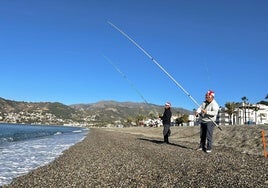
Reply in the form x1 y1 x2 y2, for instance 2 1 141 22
160 102 172 144
196 90 219 153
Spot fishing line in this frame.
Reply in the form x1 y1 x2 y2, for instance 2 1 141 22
102 54 160 121
203 59 210 81
108 21 222 130
102 54 149 104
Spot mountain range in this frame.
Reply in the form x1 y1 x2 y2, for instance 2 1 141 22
0 97 191 126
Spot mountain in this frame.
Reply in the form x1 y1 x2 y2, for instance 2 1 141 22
70 100 191 124
0 97 76 119
0 97 191 126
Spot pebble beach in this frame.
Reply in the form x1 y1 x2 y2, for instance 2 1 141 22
3 125 268 188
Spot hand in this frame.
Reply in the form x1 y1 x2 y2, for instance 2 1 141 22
201 109 207 114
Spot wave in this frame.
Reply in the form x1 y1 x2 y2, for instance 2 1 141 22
0 127 88 187
0 123 87 144
72 130 82 133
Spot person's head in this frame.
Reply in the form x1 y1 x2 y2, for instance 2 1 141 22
165 102 171 109
205 90 215 102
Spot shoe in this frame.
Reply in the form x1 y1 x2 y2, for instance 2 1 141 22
206 150 212 153
197 148 203 151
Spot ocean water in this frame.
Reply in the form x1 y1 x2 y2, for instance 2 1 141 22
0 123 89 186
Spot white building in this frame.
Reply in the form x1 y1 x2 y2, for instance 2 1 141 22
253 104 268 124
218 103 268 125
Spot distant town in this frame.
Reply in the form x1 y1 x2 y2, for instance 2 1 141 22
0 111 81 126
0 97 267 127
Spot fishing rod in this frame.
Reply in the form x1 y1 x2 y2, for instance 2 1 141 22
102 54 161 122
102 54 149 104
108 21 222 131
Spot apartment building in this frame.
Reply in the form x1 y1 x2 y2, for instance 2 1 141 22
218 103 268 125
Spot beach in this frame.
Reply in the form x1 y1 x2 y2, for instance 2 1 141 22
3 125 268 187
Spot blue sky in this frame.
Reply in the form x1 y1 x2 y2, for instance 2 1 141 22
0 0 267 110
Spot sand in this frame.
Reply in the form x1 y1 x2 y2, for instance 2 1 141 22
3 125 268 188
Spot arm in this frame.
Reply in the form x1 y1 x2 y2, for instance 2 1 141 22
203 100 219 117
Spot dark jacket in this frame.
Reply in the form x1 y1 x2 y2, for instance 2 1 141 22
161 108 172 125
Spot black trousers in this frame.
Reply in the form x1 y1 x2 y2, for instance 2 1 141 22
163 124 171 143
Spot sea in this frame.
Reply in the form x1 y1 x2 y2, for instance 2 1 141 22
0 123 89 186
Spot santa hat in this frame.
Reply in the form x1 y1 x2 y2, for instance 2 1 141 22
165 102 171 107
207 90 215 97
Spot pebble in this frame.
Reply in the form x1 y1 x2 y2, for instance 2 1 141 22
3 127 268 188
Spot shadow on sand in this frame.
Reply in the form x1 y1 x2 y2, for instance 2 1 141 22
138 138 194 150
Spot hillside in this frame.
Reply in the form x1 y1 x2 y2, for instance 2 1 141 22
70 100 191 124
0 97 191 126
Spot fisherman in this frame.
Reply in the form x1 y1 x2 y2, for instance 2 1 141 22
196 90 219 153
159 102 172 144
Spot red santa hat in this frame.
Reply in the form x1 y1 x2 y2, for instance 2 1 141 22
207 90 215 97
165 102 171 107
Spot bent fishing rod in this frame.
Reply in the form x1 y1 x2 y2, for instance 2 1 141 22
108 21 222 131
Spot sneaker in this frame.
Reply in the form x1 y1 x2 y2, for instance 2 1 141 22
197 148 203 151
206 150 212 153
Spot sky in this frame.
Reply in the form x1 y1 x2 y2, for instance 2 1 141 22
0 0 267 111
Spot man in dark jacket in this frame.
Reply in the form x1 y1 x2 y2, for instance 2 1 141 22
160 102 172 144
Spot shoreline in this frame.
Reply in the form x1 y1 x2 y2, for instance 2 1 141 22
4 125 268 187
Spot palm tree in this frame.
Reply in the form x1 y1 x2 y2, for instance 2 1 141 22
225 102 236 125
241 96 248 103
241 96 249 124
